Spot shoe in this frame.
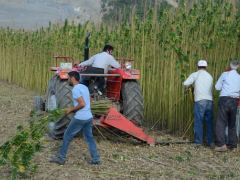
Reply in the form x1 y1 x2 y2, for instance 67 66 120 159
191 143 202 147
88 160 101 165
51 156 65 165
213 146 228 152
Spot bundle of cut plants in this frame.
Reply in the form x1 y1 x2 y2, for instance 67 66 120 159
0 100 112 179
91 100 112 115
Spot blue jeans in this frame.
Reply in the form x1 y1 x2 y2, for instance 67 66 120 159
194 100 214 145
58 117 100 163
225 107 240 144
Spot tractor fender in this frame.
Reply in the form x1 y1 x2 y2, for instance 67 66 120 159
108 68 140 80
107 68 141 100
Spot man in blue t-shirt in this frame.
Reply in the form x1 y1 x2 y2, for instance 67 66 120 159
51 71 100 165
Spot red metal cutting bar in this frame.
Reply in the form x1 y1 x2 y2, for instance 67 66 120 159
93 108 156 145
93 119 112 128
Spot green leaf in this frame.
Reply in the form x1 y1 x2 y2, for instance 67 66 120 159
30 110 36 117
0 157 7 166
17 125 24 132
112 154 120 158
220 174 225 179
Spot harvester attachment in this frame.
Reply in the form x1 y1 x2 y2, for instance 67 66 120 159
94 108 156 146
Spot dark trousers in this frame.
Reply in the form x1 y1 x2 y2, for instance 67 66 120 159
216 97 238 148
80 76 106 90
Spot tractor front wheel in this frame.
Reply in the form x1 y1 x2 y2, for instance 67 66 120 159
121 80 144 125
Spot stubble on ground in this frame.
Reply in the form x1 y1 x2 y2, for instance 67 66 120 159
0 80 239 180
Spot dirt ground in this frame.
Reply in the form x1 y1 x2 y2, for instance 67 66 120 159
0 80 240 180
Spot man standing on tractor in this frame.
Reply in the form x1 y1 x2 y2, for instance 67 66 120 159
76 45 121 89
183 60 214 148
50 71 100 165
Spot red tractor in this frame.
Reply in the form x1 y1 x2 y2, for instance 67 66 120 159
34 33 155 145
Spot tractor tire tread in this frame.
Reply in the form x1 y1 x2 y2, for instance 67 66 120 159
121 81 144 125
33 96 44 111
46 76 74 139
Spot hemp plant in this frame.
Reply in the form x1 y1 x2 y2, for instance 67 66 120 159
0 108 66 180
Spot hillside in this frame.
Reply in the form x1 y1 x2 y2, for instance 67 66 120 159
0 0 102 29
1 0 239 29
0 0 180 29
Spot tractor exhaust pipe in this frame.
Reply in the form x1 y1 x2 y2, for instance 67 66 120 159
84 32 91 61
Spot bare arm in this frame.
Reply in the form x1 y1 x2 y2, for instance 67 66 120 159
66 96 86 114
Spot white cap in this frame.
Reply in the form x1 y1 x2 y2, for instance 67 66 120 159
198 60 207 67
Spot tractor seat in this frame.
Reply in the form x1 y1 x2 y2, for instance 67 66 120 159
80 67 105 93
81 66 104 81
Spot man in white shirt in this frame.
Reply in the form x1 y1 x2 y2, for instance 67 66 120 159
183 60 214 147
78 45 121 73
76 45 121 89
214 60 240 152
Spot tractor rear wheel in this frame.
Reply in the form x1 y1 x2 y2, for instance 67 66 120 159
46 76 74 139
121 80 144 125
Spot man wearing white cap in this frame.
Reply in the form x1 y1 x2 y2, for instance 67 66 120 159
214 60 240 152
183 60 214 147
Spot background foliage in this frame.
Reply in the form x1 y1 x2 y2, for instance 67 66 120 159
101 0 172 24
0 0 240 138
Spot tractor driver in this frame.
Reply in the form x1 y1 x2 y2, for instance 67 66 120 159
76 45 121 89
